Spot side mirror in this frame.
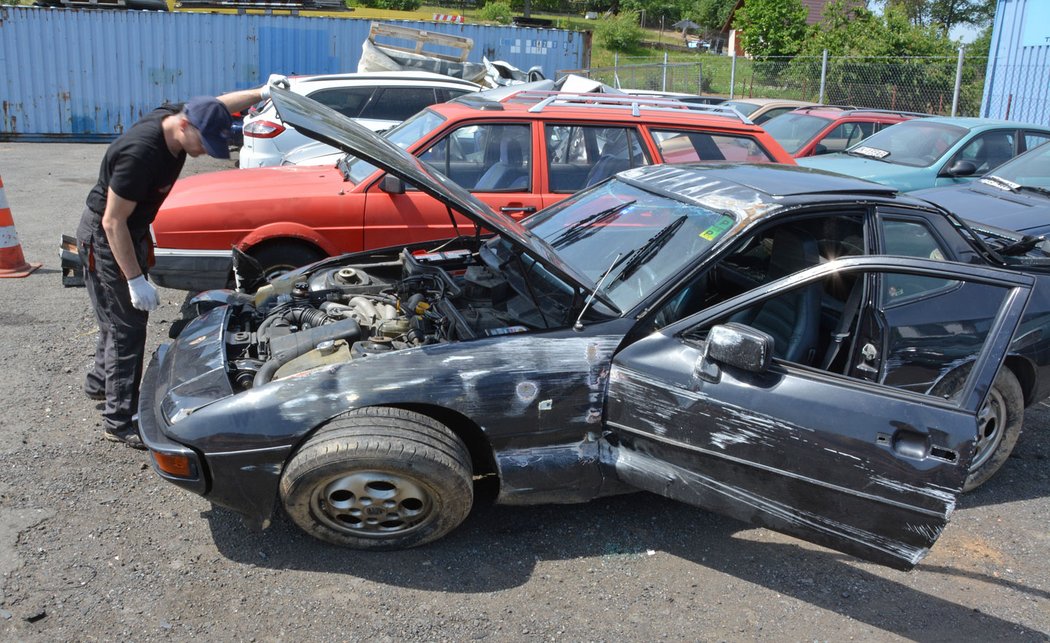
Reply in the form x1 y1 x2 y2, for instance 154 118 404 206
945 159 978 177
813 143 829 156
695 322 774 383
380 175 405 194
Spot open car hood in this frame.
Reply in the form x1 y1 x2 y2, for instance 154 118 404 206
269 86 592 288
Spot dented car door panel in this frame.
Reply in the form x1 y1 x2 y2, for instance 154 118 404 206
605 258 1034 570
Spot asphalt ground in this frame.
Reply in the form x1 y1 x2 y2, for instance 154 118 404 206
0 141 1048 641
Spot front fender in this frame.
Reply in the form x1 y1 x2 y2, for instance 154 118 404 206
236 221 343 256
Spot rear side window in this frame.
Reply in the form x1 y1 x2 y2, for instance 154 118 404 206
360 87 440 121
307 87 376 119
651 130 774 163
544 125 650 193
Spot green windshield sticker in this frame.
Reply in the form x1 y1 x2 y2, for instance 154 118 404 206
699 215 734 241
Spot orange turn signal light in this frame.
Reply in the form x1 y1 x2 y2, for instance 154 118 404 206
151 451 194 478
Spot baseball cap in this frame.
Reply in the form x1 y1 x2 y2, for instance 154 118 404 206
185 96 232 159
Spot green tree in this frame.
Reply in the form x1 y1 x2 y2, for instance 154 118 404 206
880 0 996 34
733 0 808 58
595 11 645 52
695 0 736 30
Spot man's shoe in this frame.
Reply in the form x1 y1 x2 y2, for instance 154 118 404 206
103 427 146 450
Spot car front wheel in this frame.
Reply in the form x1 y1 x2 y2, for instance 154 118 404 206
279 407 474 549
250 242 326 282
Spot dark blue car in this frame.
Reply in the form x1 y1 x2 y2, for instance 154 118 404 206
138 87 1050 571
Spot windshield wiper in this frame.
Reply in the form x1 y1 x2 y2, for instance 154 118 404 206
997 234 1046 256
549 199 636 249
616 216 688 282
1017 185 1050 199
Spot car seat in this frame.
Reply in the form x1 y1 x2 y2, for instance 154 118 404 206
974 134 1014 173
584 154 631 187
475 139 529 191
728 226 822 364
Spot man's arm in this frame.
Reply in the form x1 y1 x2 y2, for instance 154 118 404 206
217 88 265 115
101 188 144 280
217 75 289 114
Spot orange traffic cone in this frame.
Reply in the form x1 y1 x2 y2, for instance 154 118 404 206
0 175 41 278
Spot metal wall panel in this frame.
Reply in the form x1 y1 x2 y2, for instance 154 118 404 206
0 6 588 139
981 0 1050 123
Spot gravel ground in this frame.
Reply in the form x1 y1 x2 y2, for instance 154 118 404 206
0 141 1048 641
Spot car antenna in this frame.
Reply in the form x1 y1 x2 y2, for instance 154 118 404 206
574 252 622 332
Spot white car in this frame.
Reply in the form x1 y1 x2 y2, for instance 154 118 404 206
239 71 481 168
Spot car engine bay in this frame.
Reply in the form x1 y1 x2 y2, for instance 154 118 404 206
223 249 542 391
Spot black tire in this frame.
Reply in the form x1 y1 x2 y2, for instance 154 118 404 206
964 368 1024 491
279 407 474 550
249 242 326 282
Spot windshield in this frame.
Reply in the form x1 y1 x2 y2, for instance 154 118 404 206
762 113 832 155
521 179 735 311
723 101 759 117
984 141 1050 190
847 121 967 167
344 109 447 183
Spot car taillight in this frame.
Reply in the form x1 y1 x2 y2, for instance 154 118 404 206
243 120 285 138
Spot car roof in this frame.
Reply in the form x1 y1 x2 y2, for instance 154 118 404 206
903 116 1050 130
724 98 816 108
618 163 907 225
438 91 763 129
787 105 929 121
288 71 482 90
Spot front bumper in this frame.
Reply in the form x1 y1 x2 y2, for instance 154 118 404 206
139 304 292 526
151 248 233 291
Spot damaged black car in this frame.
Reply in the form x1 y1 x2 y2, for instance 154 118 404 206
138 87 1050 571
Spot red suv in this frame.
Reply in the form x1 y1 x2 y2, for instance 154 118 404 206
761 106 928 158
151 91 794 291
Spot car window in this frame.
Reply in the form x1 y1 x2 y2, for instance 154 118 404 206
762 113 834 155
652 215 865 330
419 123 532 192
880 219 953 303
753 106 796 124
988 140 1050 188
815 121 876 154
307 87 376 119
650 130 775 163
360 87 441 122
722 101 759 118
681 265 1012 401
1024 132 1050 152
951 130 1017 174
848 121 967 167
344 109 448 184
544 125 650 193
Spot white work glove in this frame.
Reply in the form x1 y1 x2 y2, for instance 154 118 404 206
259 74 290 100
127 275 160 312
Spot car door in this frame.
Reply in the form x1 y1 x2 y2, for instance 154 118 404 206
361 121 543 248
605 257 1033 570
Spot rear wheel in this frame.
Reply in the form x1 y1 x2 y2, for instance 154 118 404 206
280 407 474 549
249 242 326 282
964 368 1024 491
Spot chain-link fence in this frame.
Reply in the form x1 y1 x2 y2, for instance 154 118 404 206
560 51 991 117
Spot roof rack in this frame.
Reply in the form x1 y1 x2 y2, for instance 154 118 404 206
503 91 754 124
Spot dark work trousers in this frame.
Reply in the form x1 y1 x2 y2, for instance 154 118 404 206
77 209 149 434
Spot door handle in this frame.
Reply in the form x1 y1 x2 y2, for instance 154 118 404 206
500 205 536 214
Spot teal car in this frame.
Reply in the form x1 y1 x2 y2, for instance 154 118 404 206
798 117 1050 192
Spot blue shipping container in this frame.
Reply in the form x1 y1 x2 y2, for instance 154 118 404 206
981 0 1050 123
0 6 589 140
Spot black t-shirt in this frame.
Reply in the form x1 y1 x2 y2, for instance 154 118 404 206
84 104 187 241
